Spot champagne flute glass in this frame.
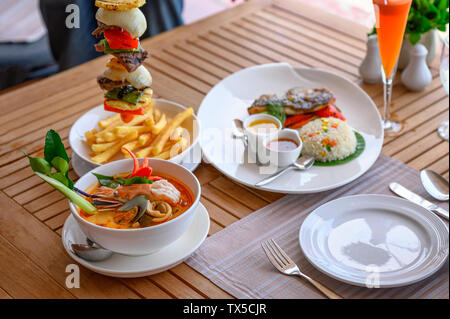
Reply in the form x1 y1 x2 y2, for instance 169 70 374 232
438 35 449 141
373 0 412 135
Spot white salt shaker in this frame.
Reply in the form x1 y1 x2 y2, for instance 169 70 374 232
359 34 382 84
401 43 432 91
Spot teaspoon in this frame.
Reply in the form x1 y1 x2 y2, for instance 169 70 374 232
420 170 449 201
232 119 248 147
232 119 269 166
255 155 315 187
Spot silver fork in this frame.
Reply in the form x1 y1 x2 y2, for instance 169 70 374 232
261 239 342 299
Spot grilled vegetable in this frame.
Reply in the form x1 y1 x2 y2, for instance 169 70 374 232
313 105 346 121
104 27 139 50
105 85 145 105
101 39 141 54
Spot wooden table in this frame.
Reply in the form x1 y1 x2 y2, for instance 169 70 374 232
0 0 448 299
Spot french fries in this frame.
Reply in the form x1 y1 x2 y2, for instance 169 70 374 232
85 129 98 146
151 113 167 134
98 114 121 130
91 131 138 164
150 108 194 156
138 133 153 146
154 138 189 160
85 104 194 164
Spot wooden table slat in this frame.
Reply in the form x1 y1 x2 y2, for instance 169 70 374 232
0 0 447 299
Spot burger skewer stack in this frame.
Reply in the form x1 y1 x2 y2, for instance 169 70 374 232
92 0 153 123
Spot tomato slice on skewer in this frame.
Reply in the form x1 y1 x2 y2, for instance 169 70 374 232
104 27 139 50
104 102 146 123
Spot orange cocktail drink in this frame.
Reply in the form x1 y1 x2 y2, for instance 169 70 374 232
373 0 412 134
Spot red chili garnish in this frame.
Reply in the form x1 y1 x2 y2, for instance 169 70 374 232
122 147 139 176
147 176 163 181
121 148 163 181
133 167 152 178
140 157 149 169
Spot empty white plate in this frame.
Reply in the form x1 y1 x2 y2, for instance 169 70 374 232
62 203 210 278
198 63 383 194
299 195 449 288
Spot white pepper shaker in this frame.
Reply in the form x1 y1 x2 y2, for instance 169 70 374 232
359 34 382 84
401 43 432 92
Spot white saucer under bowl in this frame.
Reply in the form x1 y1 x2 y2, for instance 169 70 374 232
62 203 210 278
299 195 449 288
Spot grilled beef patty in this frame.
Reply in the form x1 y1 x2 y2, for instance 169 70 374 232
97 76 130 91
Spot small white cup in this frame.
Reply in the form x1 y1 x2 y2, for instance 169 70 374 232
243 114 282 162
262 129 302 167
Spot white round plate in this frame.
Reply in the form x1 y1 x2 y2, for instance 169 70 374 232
299 195 449 288
62 203 210 278
69 98 201 170
198 63 384 194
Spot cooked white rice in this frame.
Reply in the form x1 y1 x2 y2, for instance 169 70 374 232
298 118 357 162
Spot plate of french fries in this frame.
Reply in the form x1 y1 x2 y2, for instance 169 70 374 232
69 99 200 170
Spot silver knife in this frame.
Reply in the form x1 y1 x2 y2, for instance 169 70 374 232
389 183 449 220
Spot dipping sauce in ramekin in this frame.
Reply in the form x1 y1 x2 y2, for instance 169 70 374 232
267 138 299 152
248 119 280 135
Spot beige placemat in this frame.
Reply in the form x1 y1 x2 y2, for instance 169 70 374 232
186 155 449 299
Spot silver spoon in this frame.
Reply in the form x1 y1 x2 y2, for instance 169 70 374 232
72 238 113 262
232 119 248 147
255 155 315 187
232 119 269 166
420 170 449 201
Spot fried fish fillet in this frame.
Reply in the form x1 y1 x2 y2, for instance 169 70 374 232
248 88 335 116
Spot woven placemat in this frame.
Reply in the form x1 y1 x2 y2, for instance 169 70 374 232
186 155 449 299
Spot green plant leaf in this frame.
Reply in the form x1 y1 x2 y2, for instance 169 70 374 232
122 176 154 186
50 172 69 187
92 173 118 188
51 156 69 175
92 173 153 188
44 130 70 164
266 103 286 126
67 178 74 191
409 32 422 45
402 0 449 41
313 132 366 167
22 151 52 175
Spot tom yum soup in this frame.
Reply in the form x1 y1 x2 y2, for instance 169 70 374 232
78 148 194 230
247 119 280 135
